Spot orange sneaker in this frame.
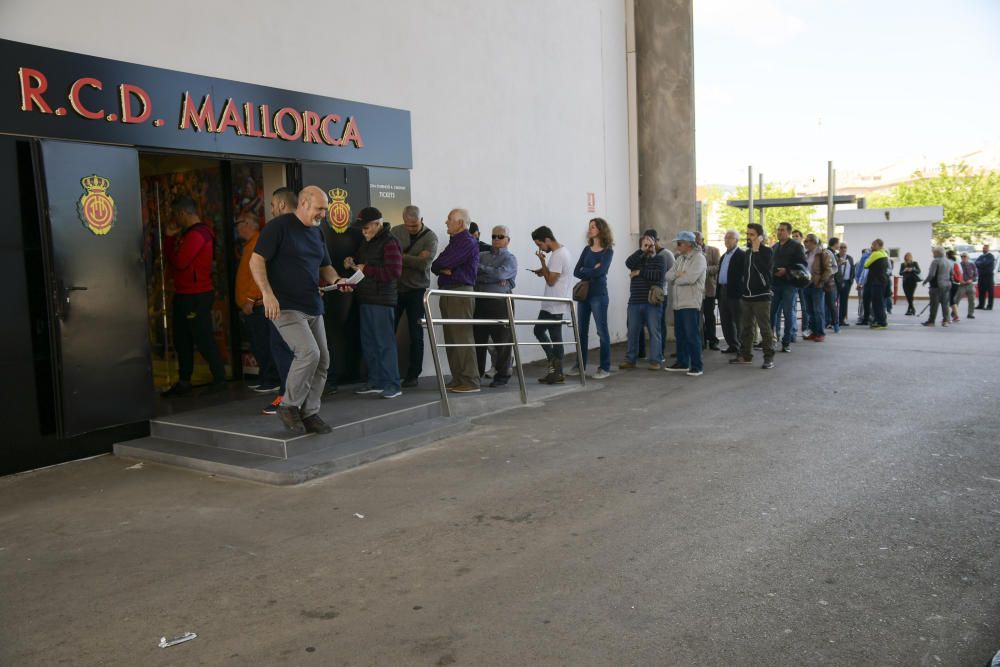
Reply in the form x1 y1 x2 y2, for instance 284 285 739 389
262 395 283 415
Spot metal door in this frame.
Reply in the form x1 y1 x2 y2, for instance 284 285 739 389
34 139 153 437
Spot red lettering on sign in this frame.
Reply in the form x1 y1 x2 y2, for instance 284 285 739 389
302 111 321 144
178 92 216 132
243 102 262 137
216 98 246 135
273 107 302 141
69 77 104 119
341 116 364 148
320 114 342 146
260 104 277 139
119 83 151 124
18 67 52 113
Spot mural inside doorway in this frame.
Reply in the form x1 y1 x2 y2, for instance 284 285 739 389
140 160 232 389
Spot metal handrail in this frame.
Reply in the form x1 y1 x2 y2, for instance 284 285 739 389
422 289 586 416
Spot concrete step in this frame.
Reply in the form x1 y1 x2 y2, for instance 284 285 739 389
149 400 442 459
114 417 471 486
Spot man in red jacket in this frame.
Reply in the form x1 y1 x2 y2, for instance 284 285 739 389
162 195 226 396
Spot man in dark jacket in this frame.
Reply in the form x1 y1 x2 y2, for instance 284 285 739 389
732 223 775 369
769 222 807 353
621 233 667 369
717 229 744 354
863 239 890 329
162 195 226 396
975 244 995 310
349 207 404 399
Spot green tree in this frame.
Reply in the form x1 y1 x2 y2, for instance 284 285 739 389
715 184 818 241
870 162 1000 244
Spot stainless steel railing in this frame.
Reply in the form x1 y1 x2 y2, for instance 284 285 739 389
422 289 586 416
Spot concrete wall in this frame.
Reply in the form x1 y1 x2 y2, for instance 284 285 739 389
837 207 942 299
0 0 638 367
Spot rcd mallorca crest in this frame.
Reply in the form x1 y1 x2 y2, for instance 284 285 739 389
77 174 116 235
327 188 351 233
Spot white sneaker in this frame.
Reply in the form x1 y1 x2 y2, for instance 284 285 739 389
591 368 611 379
484 367 497 379
565 365 581 376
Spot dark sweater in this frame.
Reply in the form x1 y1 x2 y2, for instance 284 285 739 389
355 224 402 307
624 250 666 305
771 239 807 284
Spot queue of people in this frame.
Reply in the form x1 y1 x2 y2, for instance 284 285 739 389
170 185 995 435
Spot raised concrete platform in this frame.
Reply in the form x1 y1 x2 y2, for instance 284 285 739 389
115 372 591 485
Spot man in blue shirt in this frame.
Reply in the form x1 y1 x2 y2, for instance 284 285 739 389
250 186 347 435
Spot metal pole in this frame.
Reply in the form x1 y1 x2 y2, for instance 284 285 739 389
758 173 765 228
505 296 528 405
568 299 587 387
422 291 452 417
747 166 754 229
154 182 172 386
826 160 835 240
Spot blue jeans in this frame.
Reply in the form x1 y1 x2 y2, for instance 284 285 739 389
360 303 401 394
626 303 663 364
770 281 797 346
577 294 610 371
803 287 826 334
674 308 702 372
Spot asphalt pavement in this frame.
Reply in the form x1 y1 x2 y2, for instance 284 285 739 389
1 310 998 666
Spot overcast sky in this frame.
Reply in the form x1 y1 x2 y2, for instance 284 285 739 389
693 0 1000 185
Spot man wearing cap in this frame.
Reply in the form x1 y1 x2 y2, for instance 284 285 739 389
250 186 347 435
695 231 722 351
474 225 518 387
347 207 404 398
664 231 707 377
431 209 481 392
621 232 667 370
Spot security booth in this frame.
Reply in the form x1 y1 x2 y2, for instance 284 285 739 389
0 38 412 474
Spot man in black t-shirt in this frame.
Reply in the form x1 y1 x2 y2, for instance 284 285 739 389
250 186 348 435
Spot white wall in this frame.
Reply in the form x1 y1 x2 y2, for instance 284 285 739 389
0 0 632 368
840 222 933 298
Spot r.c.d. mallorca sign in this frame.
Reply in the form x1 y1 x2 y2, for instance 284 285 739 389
0 39 412 169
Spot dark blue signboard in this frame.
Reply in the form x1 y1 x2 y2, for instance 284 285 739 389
0 39 412 168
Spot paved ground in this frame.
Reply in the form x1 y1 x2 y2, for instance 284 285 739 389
2 312 999 666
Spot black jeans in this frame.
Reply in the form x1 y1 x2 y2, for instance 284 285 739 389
243 306 279 385
395 288 426 381
869 281 887 325
702 296 719 345
860 282 872 323
173 290 225 384
979 277 995 308
533 309 564 361
903 280 917 311
717 290 740 350
838 282 852 323
473 298 513 378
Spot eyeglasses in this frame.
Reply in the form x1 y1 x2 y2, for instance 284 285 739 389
492 234 506 240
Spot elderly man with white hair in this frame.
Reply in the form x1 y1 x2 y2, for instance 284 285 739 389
472 225 518 387
716 229 745 354
664 231 707 376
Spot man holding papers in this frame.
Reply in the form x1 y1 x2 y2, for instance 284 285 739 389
250 186 348 435
347 207 404 399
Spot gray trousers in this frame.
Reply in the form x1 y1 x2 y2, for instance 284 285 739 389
739 299 775 361
928 287 951 323
274 309 329 417
439 287 480 387
954 283 976 317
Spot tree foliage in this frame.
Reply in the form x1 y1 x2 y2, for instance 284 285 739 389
870 162 1000 244
711 184 819 241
